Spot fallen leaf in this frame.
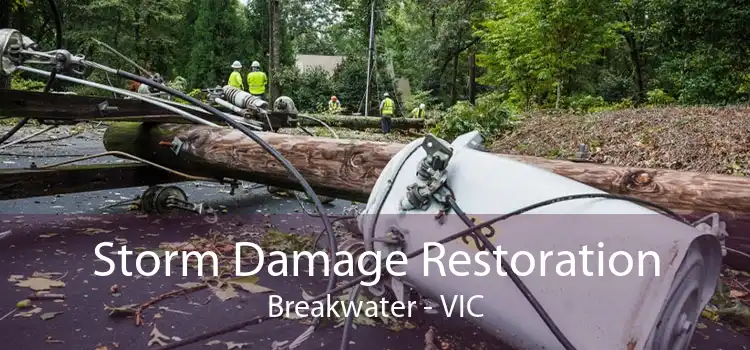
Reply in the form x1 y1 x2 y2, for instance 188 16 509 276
229 276 274 294
148 326 170 347
176 282 204 289
211 284 238 301
696 322 707 329
81 228 112 236
16 277 65 291
44 337 63 344
40 311 63 320
14 307 42 317
39 233 59 238
730 290 748 298
16 299 31 308
225 342 248 349
301 288 314 301
271 340 289 350
110 284 119 294
160 242 195 250
205 340 221 346
7 274 24 282
94 345 109 350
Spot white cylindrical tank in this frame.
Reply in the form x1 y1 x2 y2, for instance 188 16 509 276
358 131 723 350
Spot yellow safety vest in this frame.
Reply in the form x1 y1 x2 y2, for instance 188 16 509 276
227 71 243 90
381 98 394 116
411 107 424 118
246 71 268 95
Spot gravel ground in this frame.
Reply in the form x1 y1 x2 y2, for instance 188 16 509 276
0 124 748 350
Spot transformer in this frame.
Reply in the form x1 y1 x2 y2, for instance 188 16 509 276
358 131 723 350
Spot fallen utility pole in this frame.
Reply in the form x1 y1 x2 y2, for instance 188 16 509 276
300 114 433 131
103 122 750 268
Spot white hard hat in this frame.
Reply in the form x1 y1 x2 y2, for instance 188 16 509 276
420 103 425 109
251 61 260 68
231 61 242 69
383 92 389 97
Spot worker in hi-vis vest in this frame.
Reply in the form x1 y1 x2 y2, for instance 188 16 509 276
246 61 268 98
227 61 243 90
379 92 394 133
410 103 426 118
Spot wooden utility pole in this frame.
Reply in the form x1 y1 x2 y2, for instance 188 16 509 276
103 122 750 215
102 122 750 270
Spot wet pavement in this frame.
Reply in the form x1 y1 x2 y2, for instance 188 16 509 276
0 125 748 350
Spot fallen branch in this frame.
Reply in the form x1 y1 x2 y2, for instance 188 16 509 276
135 283 207 326
299 114 433 131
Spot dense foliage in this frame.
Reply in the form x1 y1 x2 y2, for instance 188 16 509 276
3 0 748 138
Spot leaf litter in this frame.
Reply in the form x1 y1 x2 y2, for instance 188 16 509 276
15 277 65 291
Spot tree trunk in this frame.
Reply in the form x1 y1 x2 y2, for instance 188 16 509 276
103 122 750 215
103 122 750 269
468 49 476 105
621 13 645 106
0 0 11 90
269 0 281 101
299 115 433 131
450 52 459 105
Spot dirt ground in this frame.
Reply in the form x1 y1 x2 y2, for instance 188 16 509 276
490 106 750 176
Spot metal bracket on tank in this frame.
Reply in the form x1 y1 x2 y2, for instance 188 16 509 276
399 134 454 212
691 213 729 256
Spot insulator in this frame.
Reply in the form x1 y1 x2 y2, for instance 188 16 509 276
222 85 268 110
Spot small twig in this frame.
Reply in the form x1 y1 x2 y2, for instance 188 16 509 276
55 270 68 281
728 247 750 260
158 315 275 350
29 292 65 300
135 284 207 326
0 308 17 321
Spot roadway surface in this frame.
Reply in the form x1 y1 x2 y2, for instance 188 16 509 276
1 125 748 350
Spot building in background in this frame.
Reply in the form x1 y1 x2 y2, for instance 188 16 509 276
294 54 412 105
295 55 345 76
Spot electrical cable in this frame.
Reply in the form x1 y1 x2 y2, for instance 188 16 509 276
14 129 79 144
162 192 689 350
113 70 340 296
32 150 221 182
297 115 339 139
15 66 220 127
0 125 57 150
0 117 31 145
0 0 61 146
447 194 575 349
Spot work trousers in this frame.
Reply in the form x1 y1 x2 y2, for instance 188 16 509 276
380 116 392 133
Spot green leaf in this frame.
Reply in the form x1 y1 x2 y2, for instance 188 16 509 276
40 312 63 320
229 276 274 294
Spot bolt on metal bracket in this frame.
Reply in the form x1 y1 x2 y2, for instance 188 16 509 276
169 137 183 155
